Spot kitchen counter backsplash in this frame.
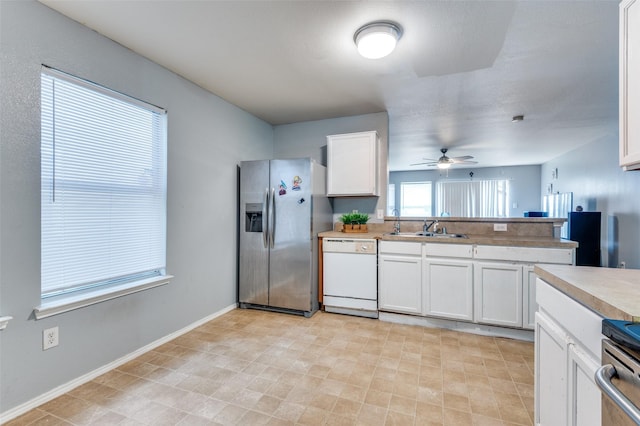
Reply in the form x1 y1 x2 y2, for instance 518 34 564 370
331 217 565 238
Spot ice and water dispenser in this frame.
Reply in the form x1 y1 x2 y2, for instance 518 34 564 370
245 203 263 233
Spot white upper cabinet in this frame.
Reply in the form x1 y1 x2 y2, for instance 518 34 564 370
327 131 379 196
620 0 640 170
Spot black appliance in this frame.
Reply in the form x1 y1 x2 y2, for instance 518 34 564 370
568 211 601 266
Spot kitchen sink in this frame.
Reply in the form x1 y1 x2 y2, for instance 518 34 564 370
383 232 424 237
425 233 468 238
384 232 467 239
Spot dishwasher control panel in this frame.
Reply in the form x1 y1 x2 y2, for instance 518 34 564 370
323 238 377 254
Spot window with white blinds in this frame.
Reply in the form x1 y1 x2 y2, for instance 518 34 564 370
41 67 168 299
435 179 510 217
400 181 433 216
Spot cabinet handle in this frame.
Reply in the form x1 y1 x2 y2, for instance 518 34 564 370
595 364 640 424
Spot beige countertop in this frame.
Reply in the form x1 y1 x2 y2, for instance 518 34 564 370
319 230 577 248
535 264 640 321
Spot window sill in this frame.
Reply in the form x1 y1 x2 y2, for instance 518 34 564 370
34 275 173 320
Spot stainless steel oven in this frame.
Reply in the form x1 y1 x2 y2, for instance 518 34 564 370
597 320 640 425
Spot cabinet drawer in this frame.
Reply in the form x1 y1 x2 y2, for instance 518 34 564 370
379 240 422 256
474 245 573 264
424 243 473 258
536 278 603 360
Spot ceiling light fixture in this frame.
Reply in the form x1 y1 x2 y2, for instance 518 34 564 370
354 21 403 59
437 162 451 170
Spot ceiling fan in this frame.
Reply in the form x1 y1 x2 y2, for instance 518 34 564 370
411 148 478 169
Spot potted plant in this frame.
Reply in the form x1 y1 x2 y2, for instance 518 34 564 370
340 212 369 233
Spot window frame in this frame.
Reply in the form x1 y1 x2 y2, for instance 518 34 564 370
399 181 433 217
36 66 171 319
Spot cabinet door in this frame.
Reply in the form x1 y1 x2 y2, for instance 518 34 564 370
523 265 537 330
567 344 601 426
620 0 640 170
326 131 379 196
535 312 569 426
423 258 473 321
378 254 422 314
474 262 523 327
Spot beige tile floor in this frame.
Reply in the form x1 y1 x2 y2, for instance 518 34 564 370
6 309 535 426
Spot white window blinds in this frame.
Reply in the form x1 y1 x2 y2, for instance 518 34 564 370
436 180 510 217
41 67 167 298
400 182 433 216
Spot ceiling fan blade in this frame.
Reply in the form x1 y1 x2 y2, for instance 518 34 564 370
450 155 474 161
414 150 476 167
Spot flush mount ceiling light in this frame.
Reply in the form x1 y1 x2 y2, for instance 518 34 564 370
354 21 403 59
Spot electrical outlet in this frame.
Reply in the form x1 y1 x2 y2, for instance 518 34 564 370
43 326 59 350
494 223 508 232
352 209 358 213
376 209 384 219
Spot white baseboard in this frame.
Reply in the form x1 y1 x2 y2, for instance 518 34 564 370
378 311 535 342
0 303 237 424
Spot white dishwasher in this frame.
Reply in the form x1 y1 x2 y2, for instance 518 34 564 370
323 238 378 318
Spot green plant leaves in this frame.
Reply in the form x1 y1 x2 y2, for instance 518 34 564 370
339 212 369 224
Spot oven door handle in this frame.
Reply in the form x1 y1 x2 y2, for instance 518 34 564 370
595 363 640 424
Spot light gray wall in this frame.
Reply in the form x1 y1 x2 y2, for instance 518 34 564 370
390 165 542 217
0 1 273 413
541 136 640 268
274 112 389 223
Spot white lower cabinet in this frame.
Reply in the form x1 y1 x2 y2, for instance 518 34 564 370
378 241 422 315
474 263 545 330
423 258 473 321
535 311 569 425
378 242 575 334
568 344 601 426
535 278 602 426
474 262 523 327
473 246 574 330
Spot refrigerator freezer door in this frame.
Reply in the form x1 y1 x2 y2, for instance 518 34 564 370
269 158 312 311
239 160 270 306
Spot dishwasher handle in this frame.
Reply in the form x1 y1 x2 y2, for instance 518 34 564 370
595 363 640 424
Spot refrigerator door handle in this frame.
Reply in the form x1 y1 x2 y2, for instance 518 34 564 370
270 187 276 248
263 187 269 248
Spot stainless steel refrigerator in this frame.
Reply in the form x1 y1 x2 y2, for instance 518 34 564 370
238 158 332 317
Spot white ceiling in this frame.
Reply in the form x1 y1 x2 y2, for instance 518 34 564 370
39 0 620 171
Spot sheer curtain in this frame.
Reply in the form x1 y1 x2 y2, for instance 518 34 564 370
436 180 510 217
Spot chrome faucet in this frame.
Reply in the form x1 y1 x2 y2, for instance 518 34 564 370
392 209 400 233
423 219 437 233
